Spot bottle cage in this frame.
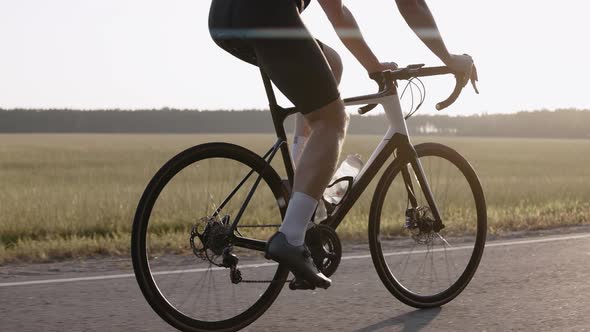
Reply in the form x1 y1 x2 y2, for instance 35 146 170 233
323 176 354 208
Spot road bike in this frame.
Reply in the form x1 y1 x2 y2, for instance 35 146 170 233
131 64 487 332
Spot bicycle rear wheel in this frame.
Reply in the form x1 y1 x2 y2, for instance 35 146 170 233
131 143 290 332
369 143 486 308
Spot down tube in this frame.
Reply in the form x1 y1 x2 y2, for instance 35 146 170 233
327 134 405 230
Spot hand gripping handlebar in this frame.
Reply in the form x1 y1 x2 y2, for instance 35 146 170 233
358 63 479 115
435 64 479 111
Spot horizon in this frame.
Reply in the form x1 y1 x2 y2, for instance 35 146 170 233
2 107 589 116
1 1 589 115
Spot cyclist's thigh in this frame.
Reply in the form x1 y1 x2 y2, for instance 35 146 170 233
239 0 340 114
318 41 343 84
210 0 340 113
209 0 259 65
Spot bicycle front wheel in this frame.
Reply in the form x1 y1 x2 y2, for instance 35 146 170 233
131 143 290 332
369 143 486 308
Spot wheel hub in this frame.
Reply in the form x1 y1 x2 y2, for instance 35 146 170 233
190 215 232 265
405 206 440 245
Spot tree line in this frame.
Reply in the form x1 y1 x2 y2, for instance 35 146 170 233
0 108 588 139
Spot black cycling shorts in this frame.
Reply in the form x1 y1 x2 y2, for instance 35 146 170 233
209 0 340 114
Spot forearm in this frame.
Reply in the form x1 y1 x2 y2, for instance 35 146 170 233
396 0 451 64
326 6 381 73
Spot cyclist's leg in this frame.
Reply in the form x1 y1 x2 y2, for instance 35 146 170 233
289 42 347 197
292 115 310 167
295 100 348 198
322 42 344 84
292 42 343 167
248 2 346 289
293 41 346 195
240 2 347 202
211 0 344 288
211 0 346 204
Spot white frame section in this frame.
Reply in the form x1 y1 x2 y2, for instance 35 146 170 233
344 93 410 182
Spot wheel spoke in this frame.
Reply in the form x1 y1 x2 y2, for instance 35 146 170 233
132 144 289 330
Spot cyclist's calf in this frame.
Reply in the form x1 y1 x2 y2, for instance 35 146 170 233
294 98 348 200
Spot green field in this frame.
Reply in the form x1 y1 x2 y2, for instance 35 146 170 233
1 134 589 263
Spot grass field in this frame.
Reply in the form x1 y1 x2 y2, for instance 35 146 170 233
1 134 589 263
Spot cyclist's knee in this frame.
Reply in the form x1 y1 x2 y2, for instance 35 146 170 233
305 98 348 138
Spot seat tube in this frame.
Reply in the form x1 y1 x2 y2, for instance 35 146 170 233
260 69 295 183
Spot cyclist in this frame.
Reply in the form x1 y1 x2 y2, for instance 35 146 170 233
209 0 473 290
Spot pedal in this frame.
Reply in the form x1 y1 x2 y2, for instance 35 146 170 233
289 278 316 291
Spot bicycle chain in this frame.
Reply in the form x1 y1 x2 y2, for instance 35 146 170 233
232 225 339 284
239 279 293 284
231 266 292 284
231 223 279 284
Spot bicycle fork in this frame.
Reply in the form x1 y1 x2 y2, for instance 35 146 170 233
399 143 445 232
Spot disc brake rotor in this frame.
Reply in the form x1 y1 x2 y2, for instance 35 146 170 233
405 206 438 245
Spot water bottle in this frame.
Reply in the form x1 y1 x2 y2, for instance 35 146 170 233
323 154 364 206
313 154 363 223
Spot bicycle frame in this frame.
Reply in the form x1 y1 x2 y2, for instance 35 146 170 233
230 68 444 252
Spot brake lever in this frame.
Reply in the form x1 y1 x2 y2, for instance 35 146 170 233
359 104 377 115
359 72 389 115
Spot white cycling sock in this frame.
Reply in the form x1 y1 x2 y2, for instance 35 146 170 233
279 191 317 246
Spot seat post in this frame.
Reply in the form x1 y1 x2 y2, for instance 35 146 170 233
259 69 287 139
260 69 278 108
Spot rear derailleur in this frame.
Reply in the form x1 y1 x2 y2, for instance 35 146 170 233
189 214 242 283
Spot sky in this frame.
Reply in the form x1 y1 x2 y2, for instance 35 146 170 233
1 0 589 115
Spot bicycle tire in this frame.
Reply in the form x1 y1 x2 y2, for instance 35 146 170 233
131 142 290 332
368 142 487 308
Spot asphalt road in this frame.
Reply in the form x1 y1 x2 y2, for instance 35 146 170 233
1 229 589 332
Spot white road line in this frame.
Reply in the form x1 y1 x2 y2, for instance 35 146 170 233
1 233 589 288
342 233 590 260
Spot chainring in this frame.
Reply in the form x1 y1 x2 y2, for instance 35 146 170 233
305 224 342 277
